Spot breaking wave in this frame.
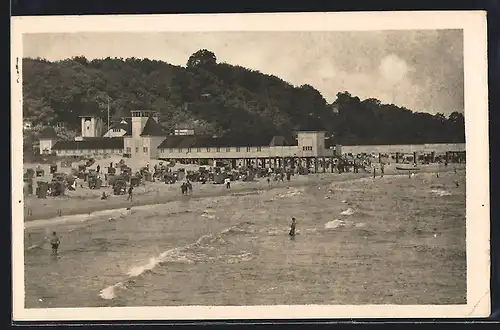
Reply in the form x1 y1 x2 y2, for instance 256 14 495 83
431 189 452 197
340 208 355 216
99 221 255 300
325 219 345 229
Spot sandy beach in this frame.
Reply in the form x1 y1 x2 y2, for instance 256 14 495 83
22 161 459 222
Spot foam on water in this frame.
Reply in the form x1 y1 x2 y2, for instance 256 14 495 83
340 208 355 216
325 219 345 229
24 201 191 230
99 222 254 300
226 252 253 264
25 207 136 230
278 187 303 198
431 189 452 197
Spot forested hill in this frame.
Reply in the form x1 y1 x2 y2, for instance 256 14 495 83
22 49 465 145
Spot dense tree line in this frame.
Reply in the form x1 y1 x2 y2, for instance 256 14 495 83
22 49 465 145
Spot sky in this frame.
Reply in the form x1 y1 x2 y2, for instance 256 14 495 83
23 30 464 115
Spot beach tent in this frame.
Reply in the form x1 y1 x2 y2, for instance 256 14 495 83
113 180 127 195
36 181 49 198
50 164 58 174
213 172 226 184
35 168 45 177
130 176 141 187
24 169 35 179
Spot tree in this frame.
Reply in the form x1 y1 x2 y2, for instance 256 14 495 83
186 49 217 70
71 55 89 66
22 56 466 149
448 111 465 125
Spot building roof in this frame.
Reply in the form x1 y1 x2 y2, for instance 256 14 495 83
108 119 132 134
140 116 167 137
157 134 297 149
270 135 297 147
297 129 327 133
157 136 190 149
39 127 59 139
52 137 124 150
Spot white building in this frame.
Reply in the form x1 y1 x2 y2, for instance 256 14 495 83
102 119 131 138
46 111 341 170
38 127 59 155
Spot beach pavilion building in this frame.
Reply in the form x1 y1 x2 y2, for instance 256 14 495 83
46 110 342 170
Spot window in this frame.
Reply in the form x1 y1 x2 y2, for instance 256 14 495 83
169 148 174 153
178 148 182 153
216 147 221 152
302 146 313 151
160 148 164 153
257 147 262 151
143 146 148 153
206 148 210 152
236 147 241 152
126 147 131 153
112 128 120 132
246 147 251 152
226 147 230 152
187 148 192 153
196 148 201 152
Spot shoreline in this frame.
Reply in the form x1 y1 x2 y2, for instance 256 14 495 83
22 165 462 222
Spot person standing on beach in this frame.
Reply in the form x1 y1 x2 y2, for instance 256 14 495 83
96 164 100 173
289 217 297 237
127 185 133 201
380 163 385 177
225 177 231 189
47 231 60 255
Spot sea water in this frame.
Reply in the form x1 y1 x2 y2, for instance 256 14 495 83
24 171 466 307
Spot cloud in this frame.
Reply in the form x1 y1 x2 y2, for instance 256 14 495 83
379 54 411 84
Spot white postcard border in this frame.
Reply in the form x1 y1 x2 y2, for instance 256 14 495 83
11 11 490 321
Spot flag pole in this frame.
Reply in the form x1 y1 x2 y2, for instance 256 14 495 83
107 96 110 130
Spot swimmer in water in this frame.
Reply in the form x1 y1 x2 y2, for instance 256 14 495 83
48 231 60 255
289 217 296 237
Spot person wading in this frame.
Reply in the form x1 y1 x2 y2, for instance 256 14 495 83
48 231 60 255
289 217 297 237
127 185 133 201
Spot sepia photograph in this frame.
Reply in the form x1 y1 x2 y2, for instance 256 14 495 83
11 12 489 321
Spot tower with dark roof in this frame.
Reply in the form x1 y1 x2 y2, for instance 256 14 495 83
124 110 166 161
131 111 158 138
